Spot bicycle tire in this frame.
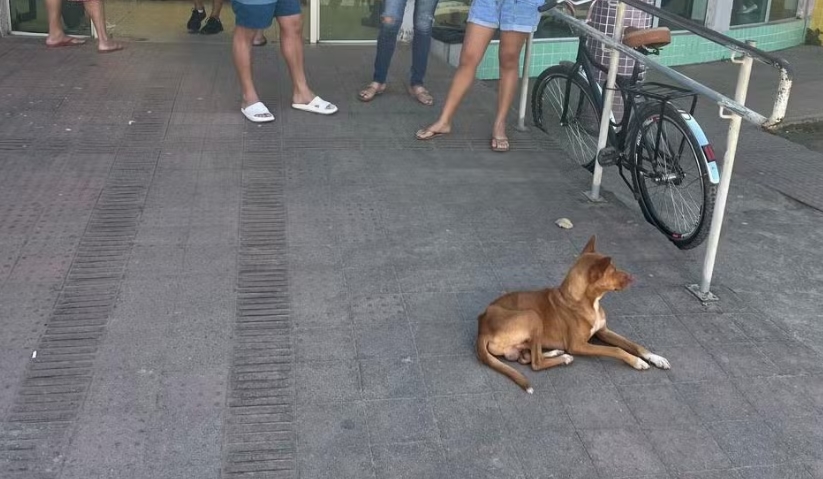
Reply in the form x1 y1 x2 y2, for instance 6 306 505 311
629 102 717 250
531 64 602 169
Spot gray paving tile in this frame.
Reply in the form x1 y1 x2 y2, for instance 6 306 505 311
733 376 818 420
578 427 668 478
708 420 793 467
662 344 731 383
295 326 356 362
431 393 505 444
677 470 743 479
645 425 732 473
359 357 427 400
766 416 823 462
296 401 369 452
558 384 637 429
443 440 526 479
674 380 759 422
354 316 417 360
755 341 823 375
736 464 814 479
364 398 439 444
295 360 361 404
420 355 491 396
709 343 782 379
412 320 476 357
619 383 699 428
372 441 448 479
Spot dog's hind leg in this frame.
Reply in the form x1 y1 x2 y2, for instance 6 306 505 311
594 328 670 370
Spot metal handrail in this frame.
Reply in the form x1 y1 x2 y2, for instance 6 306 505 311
616 0 793 127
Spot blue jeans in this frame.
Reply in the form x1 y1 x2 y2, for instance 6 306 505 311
372 0 439 86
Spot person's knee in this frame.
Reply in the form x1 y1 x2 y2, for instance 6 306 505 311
278 15 303 37
499 50 520 72
413 13 433 35
380 15 402 33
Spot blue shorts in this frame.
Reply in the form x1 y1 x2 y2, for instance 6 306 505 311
232 0 301 30
467 0 541 33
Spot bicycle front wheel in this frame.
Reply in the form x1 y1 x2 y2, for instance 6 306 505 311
630 103 716 250
532 65 601 169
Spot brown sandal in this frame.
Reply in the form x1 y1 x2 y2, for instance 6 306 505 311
358 83 385 102
490 137 510 153
409 86 434 106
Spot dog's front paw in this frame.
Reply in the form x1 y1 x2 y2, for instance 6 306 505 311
632 357 650 370
644 353 671 370
560 354 574 365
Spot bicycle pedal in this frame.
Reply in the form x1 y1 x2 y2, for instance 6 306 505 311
597 147 620 167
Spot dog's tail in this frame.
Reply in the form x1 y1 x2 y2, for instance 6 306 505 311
476 335 533 394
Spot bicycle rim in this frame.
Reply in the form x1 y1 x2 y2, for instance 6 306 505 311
536 69 600 168
633 107 710 245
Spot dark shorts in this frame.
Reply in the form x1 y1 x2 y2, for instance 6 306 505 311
231 0 301 29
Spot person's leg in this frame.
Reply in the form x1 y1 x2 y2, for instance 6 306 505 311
210 0 224 18
201 0 225 34
231 0 277 119
409 0 437 88
188 0 207 32
491 30 528 148
275 13 315 105
45 0 85 46
359 0 405 100
83 0 124 52
416 22 496 137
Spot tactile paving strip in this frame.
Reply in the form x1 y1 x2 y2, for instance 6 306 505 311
0 151 159 479
222 159 295 479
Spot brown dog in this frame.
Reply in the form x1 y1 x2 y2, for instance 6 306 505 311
476 235 670 393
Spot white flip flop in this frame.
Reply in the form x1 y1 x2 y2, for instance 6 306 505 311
241 101 275 123
291 96 338 115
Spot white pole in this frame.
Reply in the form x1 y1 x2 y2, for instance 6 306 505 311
586 1 627 202
516 33 535 131
688 40 756 301
309 0 319 43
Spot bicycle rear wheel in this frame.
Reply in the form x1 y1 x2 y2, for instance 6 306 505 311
630 102 716 250
532 65 601 169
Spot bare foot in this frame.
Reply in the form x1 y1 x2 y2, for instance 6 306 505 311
415 121 450 140
97 40 125 53
358 82 385 102
45 35 86 48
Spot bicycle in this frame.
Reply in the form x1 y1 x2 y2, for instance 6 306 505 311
531 0 720 250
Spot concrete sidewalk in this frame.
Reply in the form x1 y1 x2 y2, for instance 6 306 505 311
0 36 822 479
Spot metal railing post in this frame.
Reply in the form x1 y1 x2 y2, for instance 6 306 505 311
687 40 756 302
585 1 626 202
517 33 535 131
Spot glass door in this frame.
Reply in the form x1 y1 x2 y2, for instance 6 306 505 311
318 0 377 40
11 0 91 34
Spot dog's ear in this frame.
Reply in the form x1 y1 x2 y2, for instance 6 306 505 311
588 256 611 282
582 235 597 254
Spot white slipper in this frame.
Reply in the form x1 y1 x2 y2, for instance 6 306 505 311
241 101 275 123
291 96 338 115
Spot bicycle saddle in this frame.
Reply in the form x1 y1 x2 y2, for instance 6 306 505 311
622 26 672 49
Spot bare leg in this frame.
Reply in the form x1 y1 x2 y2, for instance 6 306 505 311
417 22 496 137
277 14 315 105
45 0 86 46
210 0 224 18
193 0 205 11
233 26 262 108
83 0 124 52
253 29 267 45
492 30 529 150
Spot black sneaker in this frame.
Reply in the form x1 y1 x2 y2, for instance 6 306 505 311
187 9 206 33
200 16 224 34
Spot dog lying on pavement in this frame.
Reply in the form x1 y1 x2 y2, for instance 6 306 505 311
476 235 670 393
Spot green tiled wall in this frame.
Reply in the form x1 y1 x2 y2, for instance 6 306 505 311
474 19 805 80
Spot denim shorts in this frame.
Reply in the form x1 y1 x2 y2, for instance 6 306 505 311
467 0 541 33
232 0 301 30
